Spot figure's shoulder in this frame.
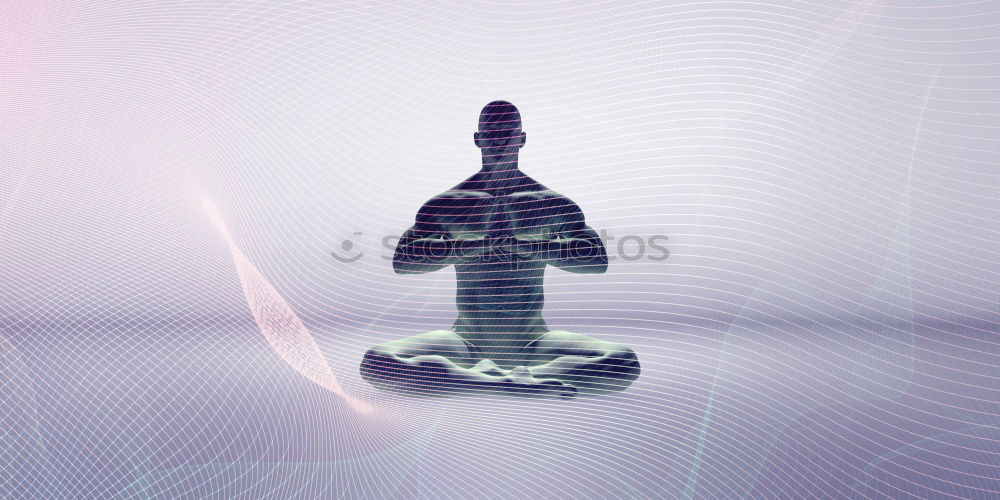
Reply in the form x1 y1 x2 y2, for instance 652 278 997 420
508 189 577 208
508 189 585 228
418 190 490 216
428 189 491 203
507 188 562 201
450 172 492 193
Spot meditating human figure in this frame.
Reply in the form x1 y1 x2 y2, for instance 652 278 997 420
360 101 640 399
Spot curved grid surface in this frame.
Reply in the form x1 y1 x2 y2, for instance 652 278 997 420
1 0 998 498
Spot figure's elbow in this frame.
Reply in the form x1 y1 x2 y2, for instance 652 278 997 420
393 256 416 274
393 260 424 275
561 258 607 274
393 258 446 275
392 247 421 274
585 252 609 273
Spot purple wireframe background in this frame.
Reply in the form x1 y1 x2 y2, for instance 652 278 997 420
2 1 997 498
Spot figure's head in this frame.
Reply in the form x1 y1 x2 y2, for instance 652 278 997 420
474 100 526 154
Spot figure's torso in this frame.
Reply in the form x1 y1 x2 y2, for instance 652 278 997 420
414 174 586 336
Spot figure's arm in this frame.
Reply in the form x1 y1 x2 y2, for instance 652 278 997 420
525 200 606 273
392 201 489 274
392 225 452 274
492 193 607 273
541 224 608 274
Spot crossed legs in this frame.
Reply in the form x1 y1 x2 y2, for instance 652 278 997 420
360 330 639 398
525 330 640 395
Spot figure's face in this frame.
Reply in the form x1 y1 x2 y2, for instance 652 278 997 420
475 121 526 154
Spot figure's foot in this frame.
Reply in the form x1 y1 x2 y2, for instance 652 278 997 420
501 366 577 399
472 358 508 377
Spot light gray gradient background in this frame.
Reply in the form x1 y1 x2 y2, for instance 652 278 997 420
1 0 998 498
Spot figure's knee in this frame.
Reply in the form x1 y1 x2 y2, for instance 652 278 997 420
359 344 400 385
575 345 639 395
359 344 448 391
531 330 639 369
359 330 477 388
529 331 641 394
605 344 641 383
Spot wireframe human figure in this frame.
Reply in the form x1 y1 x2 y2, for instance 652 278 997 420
360 101 640 399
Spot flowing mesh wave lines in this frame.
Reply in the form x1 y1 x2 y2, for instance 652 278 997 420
1 0 998 498
202 198 370 414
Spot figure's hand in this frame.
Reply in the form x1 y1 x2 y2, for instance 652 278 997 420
485 234 517 255
450 235 488 262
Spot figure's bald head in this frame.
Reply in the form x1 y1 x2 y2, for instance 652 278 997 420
475 100 526 153
478 101 521 133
